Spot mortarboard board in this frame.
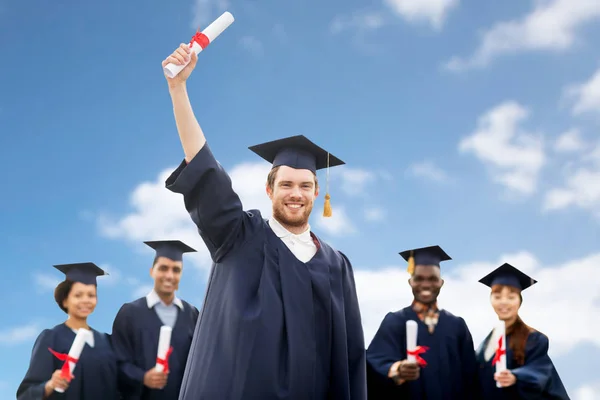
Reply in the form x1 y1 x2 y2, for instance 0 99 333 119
248 135 345 217
53 262 108 285
478 263 537 291
144 240 197 262
399 245 452 275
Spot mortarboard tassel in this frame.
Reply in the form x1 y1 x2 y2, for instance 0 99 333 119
323 153 332 217
407 250 415 275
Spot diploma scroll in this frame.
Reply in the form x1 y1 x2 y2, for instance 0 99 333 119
494 320 507 388
163 11 235 79
406 320 418 363
53 328 93 393
155 326 173 373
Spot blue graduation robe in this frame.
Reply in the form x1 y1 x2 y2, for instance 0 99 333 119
366 306 479 399
111 297 199 400
164 143 366 399
16 323 119 400
476 329 570 399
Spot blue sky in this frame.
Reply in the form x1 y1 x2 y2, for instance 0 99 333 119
1 0 599 398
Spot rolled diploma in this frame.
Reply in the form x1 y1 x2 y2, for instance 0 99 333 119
406 320 418 363
155 325 172 372
54 328 92 393
495 320 507 388
163 11 235 79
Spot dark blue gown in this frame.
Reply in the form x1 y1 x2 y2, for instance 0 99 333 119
164 143 366 399
476 330 570 399
16 323 119 400
366 306 479 399
111 297 199 400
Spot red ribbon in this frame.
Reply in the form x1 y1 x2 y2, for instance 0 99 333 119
189 30 210 49
492 336 506 366
407 346 429 367
156 346 174 373
48 348 77 381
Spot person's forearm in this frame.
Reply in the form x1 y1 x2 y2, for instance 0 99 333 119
169 83 207 162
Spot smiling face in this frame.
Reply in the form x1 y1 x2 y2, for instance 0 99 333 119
62 282 97 319
409 265 444 304
266 165 319 231
151 256 183 296
490 284 521 322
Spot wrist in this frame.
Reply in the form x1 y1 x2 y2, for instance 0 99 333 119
168 82 188 95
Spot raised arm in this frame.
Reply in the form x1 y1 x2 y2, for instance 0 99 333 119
161 45 245 261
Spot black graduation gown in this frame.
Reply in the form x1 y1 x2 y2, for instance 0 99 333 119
164 143 367 399
16 323 119 400
476 330 570 399
366 306 479 399
111 297 199 400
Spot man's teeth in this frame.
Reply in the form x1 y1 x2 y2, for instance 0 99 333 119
287 204 302 209
421 290 432 296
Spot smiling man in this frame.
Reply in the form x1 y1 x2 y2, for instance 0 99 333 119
111 240 199 400
158 44 366 399
365 245 480 399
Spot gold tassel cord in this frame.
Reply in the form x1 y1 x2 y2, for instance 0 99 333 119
407 251 415 275
323 152 332 217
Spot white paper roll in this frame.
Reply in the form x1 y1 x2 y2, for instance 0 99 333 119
406 320 418 363
163 11 235 79
495 320 507 388
155 325 173 372
54 328 93 393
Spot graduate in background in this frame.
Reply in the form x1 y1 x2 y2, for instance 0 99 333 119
17 263 120 400
159 44 366 399
366 245 479 399
111 240 199 400
476 263 570 399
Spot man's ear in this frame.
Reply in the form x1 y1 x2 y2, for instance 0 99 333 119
266 183 273 199
440 278 445 288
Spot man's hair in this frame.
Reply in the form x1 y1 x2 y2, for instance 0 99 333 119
266 166 319 191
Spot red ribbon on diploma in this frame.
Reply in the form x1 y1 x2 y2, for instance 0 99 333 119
48 348 77 381
492 336 506 366
407 346 429 367
189 30 210 49
156 346 174 373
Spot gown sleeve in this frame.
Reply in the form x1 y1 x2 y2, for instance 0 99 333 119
366 312 405 380
339 251 367 398
457 317 482 400
511 332 553 396
111 304 147 393
16 329 55 400
165 143 245 262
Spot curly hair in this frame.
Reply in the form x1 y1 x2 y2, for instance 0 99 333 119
54 279 75 314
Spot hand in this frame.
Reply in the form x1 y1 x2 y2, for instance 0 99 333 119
162 43 198 88
44 369 70 393
144 368 168 389
494 370 516 387
389 360 420 384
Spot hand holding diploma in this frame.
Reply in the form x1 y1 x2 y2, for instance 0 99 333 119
144 326 172 389
46 328 94 393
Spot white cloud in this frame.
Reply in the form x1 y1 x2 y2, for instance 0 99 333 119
574 382 600 400
96 160 365 269
239 36 263 56
543 141 600 217
133 284 153 299
406 160 449 182
356 250 600 356
564 66 600 117
364 207 386 222
332 167 377 196
445 0 600 71
0 323 40 345
329 11 385 35
459 101 545 196
191 0 230 29
384 0 459 30
33 272 60 293
554 128 585 153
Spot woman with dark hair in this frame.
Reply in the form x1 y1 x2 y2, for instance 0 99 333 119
476 263 570 399
16 262 121 399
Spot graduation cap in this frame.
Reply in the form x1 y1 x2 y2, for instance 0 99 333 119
248 135 345 217
53 262 108 285
144 240 197 262
399 245 452 275
478 263 537 291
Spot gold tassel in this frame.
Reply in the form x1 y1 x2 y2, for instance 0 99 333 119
323 193 332 217
407 251 415 275
323 152 332 217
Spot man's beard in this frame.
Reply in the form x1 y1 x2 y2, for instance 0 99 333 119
272 201 313 228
